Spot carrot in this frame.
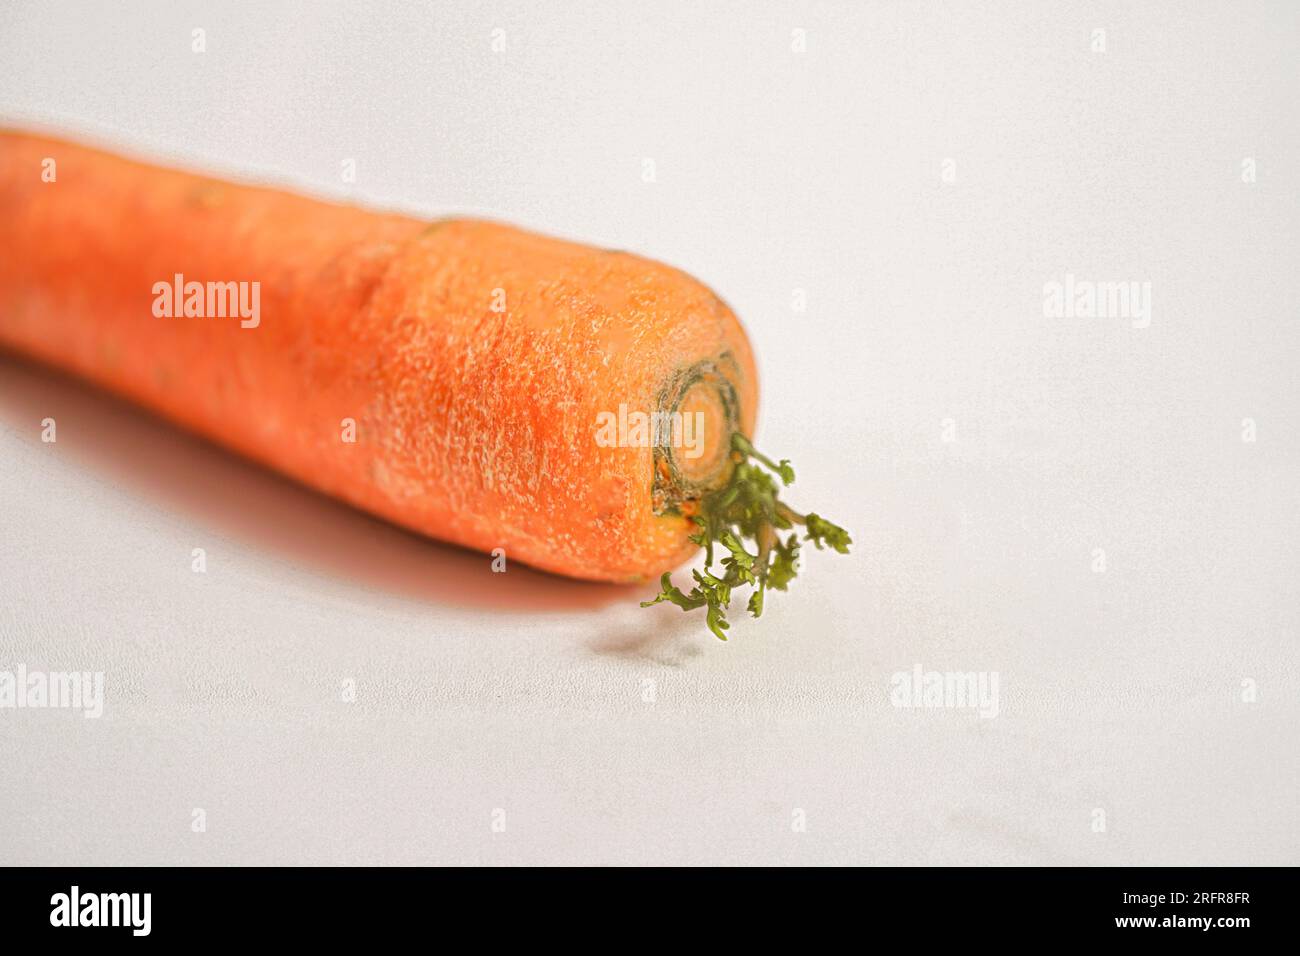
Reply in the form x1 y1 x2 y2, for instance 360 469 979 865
0 131 848 637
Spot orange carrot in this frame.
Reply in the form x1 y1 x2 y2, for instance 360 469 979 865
0 131 848 635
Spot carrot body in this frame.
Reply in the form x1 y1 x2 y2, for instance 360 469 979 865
0 132 757 582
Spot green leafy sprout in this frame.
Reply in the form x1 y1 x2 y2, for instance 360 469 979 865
641 434 851 639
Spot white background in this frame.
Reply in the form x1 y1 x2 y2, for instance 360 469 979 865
1 1 1296 865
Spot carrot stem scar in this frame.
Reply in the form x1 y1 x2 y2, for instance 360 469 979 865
0 131 848 636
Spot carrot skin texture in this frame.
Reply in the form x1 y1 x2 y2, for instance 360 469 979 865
0 132 758 582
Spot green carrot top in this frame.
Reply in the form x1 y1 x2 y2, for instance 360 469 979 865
641 434 851 639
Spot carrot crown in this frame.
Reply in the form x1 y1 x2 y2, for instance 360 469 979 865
641 433 851 639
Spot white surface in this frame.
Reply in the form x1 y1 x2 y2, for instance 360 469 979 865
1 1 1297 865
